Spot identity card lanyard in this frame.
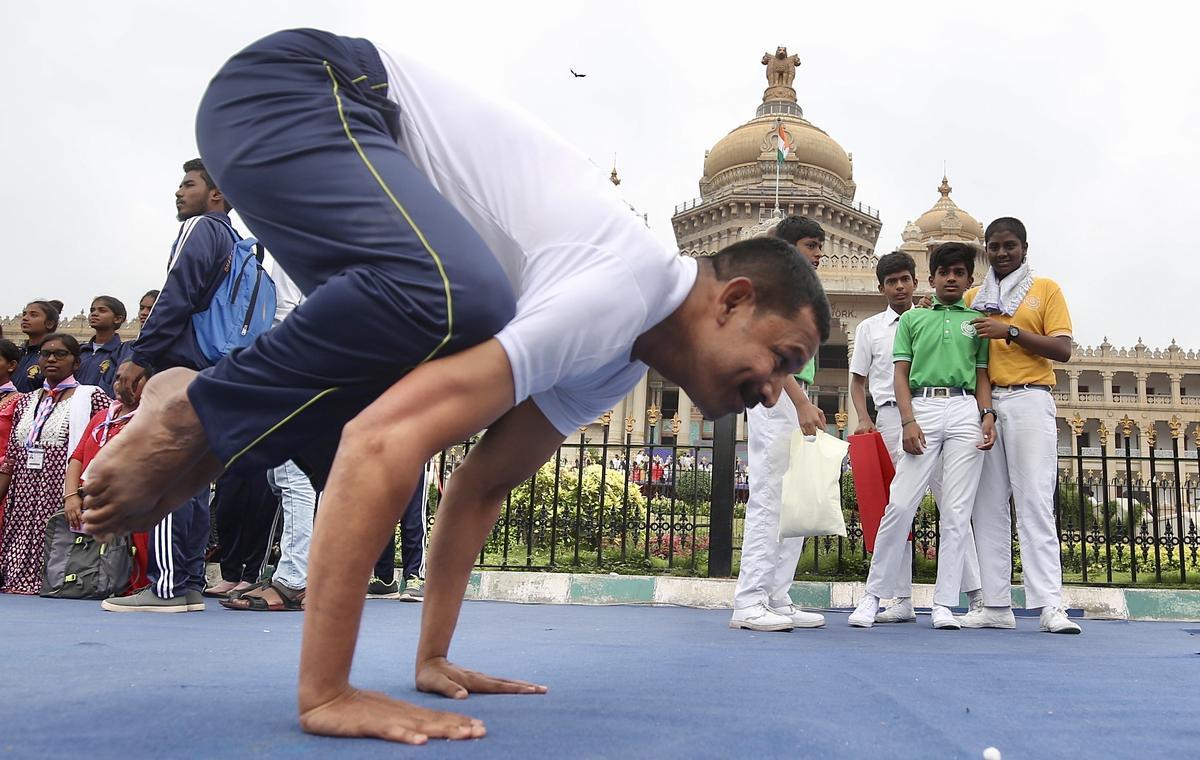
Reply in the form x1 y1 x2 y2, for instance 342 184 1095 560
25 375 78 470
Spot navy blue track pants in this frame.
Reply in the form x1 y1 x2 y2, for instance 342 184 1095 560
191 29 516 487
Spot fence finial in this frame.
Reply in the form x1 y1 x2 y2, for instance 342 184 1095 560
1169 415 1183 440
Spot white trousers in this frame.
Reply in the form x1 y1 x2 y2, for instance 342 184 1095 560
875 405 981 598
865 396 985 607
733 393 806 610
972 388 1062 609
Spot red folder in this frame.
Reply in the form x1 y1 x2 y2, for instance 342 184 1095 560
848 432 895 553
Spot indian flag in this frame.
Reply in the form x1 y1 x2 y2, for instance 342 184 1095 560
773 123 792 163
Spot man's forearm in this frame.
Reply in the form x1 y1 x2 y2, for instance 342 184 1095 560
416 473 504 665
299 446 427 709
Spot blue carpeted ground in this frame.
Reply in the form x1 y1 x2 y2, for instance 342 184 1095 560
1 594 1197 759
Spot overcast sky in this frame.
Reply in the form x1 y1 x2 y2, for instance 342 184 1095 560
4 1 1196 351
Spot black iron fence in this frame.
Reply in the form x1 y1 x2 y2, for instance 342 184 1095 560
425 419 1200 588
428 426 725 575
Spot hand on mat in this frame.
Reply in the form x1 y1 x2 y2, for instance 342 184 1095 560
299 685 485 744
902 420 926 455
978 416 996 450
416 656 548 699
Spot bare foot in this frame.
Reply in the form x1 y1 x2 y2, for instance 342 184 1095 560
416 657 548 699
82 367 217 536
299 687 487 744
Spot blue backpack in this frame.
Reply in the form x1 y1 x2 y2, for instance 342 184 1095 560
191 219 277 365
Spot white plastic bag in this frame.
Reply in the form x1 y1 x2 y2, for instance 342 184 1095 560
778 430 851 538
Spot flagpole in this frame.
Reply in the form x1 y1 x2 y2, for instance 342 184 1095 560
773 118 783 218
774 159 780 217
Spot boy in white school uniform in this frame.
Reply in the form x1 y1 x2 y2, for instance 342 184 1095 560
848 251 984 624
729 216 829 632
848 243 995 630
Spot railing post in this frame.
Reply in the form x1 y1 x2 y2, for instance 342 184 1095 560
708 414 737 577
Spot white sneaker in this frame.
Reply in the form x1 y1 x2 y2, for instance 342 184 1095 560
959 606 1016 629
1039 606 1082 634
931 605 961 630
874 598 916 623
768 603 826 628
848 594 879 628
730 603 794 632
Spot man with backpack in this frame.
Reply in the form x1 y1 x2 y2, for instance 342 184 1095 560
105 158 273 612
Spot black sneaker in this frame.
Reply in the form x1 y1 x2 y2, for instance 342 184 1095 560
366 576 399 599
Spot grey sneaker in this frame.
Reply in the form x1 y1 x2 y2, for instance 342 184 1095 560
367 576 399 599
399 577 425 602
102 587 199 613
184 590 206 612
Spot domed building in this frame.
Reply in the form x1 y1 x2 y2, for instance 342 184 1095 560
668 48 888 440
898 175 986 283
672 48 880 265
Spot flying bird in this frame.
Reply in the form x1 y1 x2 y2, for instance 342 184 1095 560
570 69 587 78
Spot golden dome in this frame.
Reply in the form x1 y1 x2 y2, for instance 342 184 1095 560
702 114 852 183
914 176 983 240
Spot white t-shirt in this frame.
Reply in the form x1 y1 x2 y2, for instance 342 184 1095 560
849 306 903 407
378 47 696 435
262 253 304 327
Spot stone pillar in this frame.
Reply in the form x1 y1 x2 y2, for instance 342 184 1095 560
677 390 694 446
609 395 626 444
1068 369 1081 403
1102 371 1114 403
630 377 648 445
1136 372 1148 404
1170 373 1183 405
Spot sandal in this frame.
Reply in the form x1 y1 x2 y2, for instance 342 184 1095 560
202 579 240 598
220 579 305 611
226 579 270 600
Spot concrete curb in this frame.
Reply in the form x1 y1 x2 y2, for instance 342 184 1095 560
464 571 1200 622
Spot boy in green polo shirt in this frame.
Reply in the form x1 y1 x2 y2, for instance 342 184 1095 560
849 242 995 630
